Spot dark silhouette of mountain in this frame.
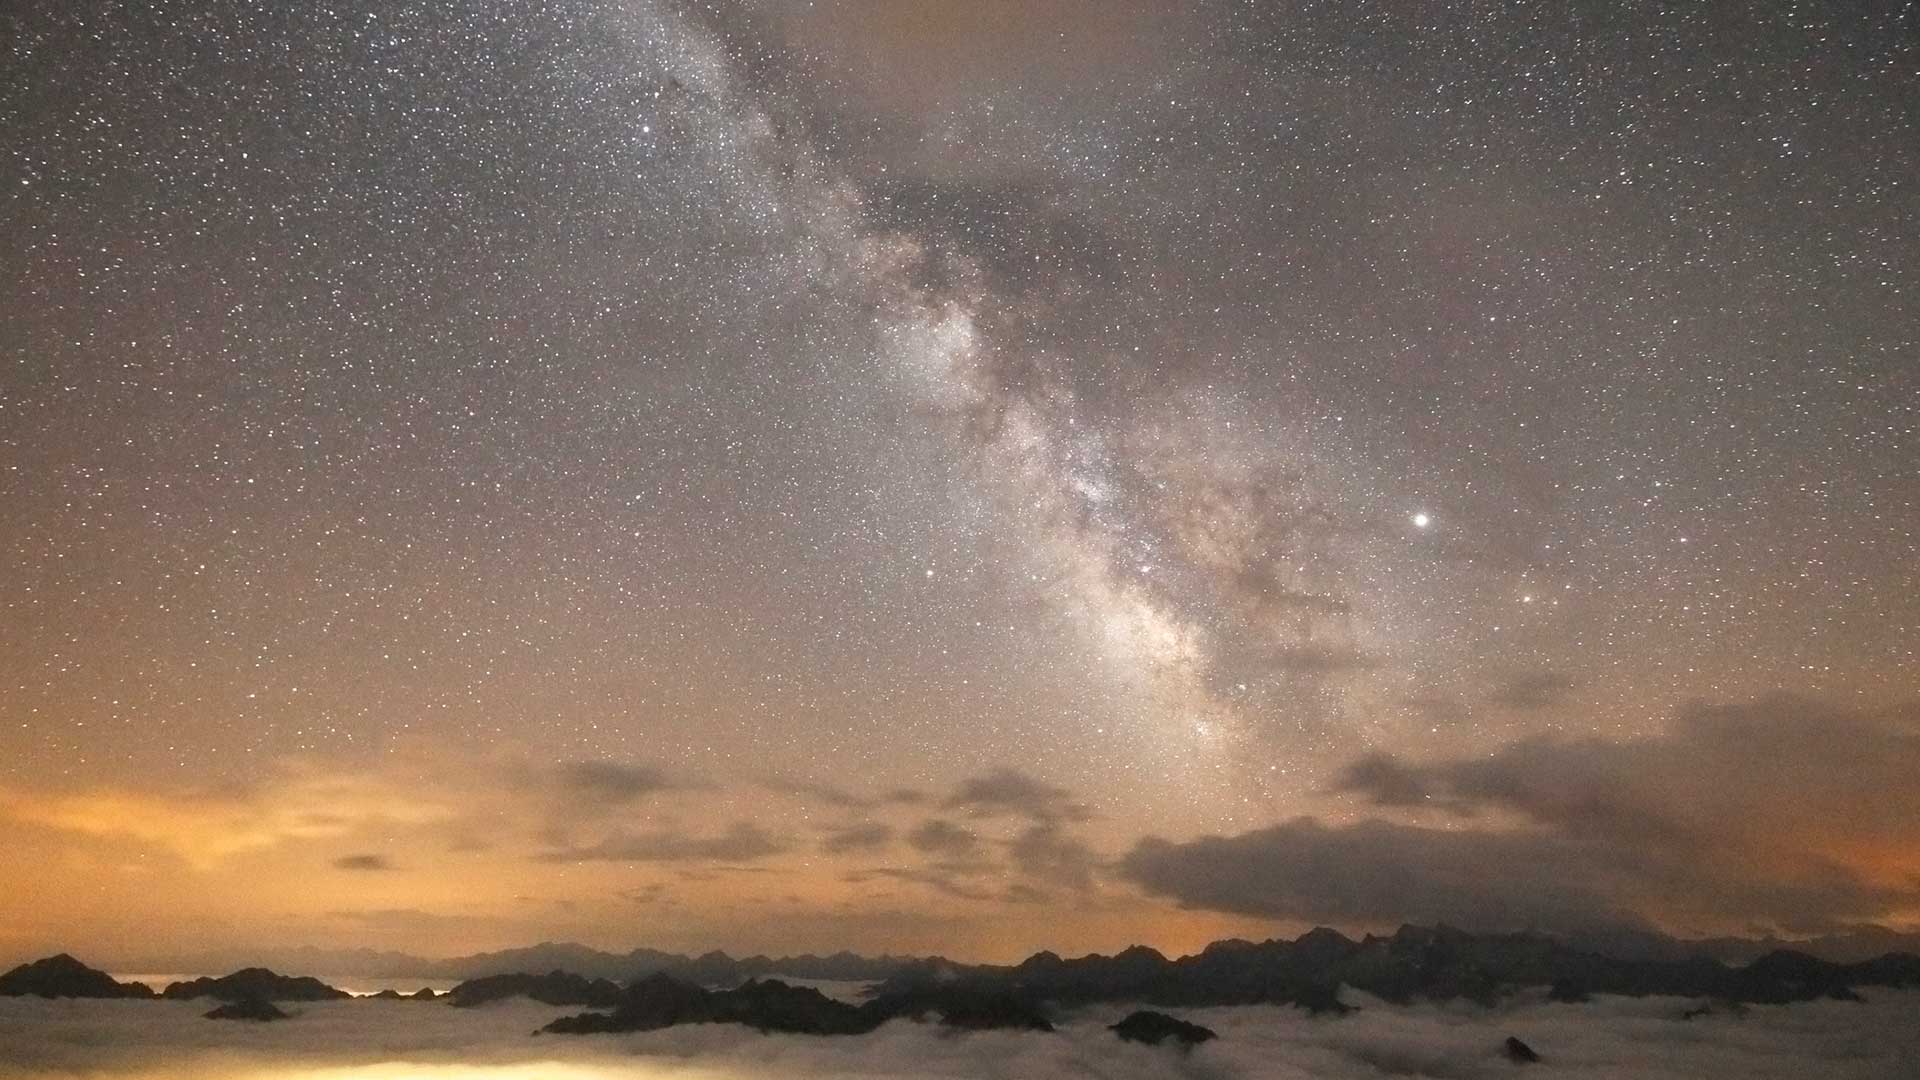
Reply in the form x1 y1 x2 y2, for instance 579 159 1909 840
445 970 624 1008
0 954 154 999
544 973 719 1034
368 989 404 1000
204 997 289 1021
426 943 686 981
397 942 915 984
96 923 1920 985
873 982 1055 1032
540 973 1053 1036
436 951 915 1004
162 968 349 1002
1294 980 1356 1016
19 922 1920 1029
409 987 438 1000
864 924 1920 1011
1505 1035 1541 1063
111 941 919 984
660 948 910 986
543 975 878 1036
1109 1010 1216 1046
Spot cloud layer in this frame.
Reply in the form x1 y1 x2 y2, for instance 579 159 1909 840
2 991 1917 1080
1124 696 1920 936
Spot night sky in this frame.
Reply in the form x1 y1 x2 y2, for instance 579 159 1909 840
2 1 1916 964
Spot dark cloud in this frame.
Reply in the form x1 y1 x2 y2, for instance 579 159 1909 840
1489 671 1577 710
552 761 676 805
944 768 1091 824
1121 816 1639 935
845 866 995 902
905 818 981 858
819 822 893 854
537 822 788 864
761 777 928 811
762 776 878 809
620 883 674 907
1006 823 1098 891
1139 696 1920 935
1344 695 1920 855
1330 753 1434 809
331 853 395 871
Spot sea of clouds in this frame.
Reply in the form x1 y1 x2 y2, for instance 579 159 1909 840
1 990 1915 1080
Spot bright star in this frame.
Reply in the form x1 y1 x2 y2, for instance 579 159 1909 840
1413 512 1431 529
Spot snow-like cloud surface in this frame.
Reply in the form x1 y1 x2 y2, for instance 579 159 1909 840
2 992 1916 1080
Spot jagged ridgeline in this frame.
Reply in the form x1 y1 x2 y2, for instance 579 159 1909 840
7 924 1918 1037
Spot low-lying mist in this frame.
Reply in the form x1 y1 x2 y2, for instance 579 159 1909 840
2 990 1916 1079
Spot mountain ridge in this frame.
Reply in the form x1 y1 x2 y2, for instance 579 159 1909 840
81 923 1920 981
15 923 1920 1010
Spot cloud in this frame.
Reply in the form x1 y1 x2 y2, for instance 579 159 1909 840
1331 753 1434 808
1 987 1916 1080
845 866 996 902
819 822 893 854
0 746 705 874
620 883 674 907
760 776 928 811
1489 671 1577 710
549 760 677 806
1003 882 1051 905
1137 696 1920 935
1007 824 1099 892
906 818 981 857
945 768 1091 824
1122 816 1668 936
1344 695 1920 877
762 776 878 809
536 822 789 864
323 907 488 933
0 766 457 869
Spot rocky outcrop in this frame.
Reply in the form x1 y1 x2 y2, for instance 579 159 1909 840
1504 1035 1541 1063
445 970 623 1008
1109 1010 1216 1047
162 969 349 1002
541 974 1053 1036
0 955 154 999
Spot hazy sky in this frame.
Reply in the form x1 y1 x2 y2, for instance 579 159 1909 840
1 1 1916 964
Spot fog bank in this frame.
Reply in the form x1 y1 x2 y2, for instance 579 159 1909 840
2 989 1916 1079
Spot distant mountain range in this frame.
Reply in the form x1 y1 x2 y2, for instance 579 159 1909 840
861 924 1920 1011
95 924 1920 981
15 914 1920 1006
104 941 918 983
6 925 1919 1040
